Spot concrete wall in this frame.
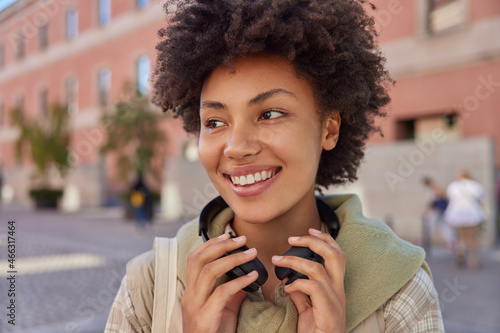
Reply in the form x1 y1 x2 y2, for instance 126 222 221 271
327 136 497 246
161 156 215 224
1 161 104 209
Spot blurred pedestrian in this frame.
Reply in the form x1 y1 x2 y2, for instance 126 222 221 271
422 176 454 251
130 172 152 228
443 169 485 270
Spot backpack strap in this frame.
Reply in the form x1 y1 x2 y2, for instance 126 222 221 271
152 237 178 332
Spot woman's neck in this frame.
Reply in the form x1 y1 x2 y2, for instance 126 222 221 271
231 193 322 258
230 192 322 302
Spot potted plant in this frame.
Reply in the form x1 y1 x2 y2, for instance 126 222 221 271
100 84 167 219
11 103 71 209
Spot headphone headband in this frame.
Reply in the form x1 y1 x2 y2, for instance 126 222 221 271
199 196 339 240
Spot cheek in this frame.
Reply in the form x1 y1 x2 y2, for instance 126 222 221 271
265 122 323 161
197 137 217 171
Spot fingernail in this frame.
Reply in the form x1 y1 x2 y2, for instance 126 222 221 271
218 233 229 239
232 236 245 242
309 228 322 234
272 255 283 261
288 236 300 242
244 248 256 254
247 270 257 277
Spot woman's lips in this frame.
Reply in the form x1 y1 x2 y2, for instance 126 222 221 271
228 168 280 186
224 167 282 197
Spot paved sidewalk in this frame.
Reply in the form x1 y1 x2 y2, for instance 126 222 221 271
425 245 500 333
0 205 499 332
0 205 185 333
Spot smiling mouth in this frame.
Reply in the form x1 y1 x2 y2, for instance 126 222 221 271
225 168 281 186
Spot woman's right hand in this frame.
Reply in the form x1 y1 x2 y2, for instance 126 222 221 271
182 233 259 332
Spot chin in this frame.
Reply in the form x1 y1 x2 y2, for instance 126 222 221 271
223 194 287 224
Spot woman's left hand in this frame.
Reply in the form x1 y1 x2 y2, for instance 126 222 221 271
272 228 346 333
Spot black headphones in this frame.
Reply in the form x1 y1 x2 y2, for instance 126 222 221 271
199 196 340 292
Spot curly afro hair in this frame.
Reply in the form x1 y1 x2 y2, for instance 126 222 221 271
153 0 391 189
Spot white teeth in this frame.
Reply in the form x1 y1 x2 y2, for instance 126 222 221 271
230 170 278 186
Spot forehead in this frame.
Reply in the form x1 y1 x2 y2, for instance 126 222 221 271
200 54 316 103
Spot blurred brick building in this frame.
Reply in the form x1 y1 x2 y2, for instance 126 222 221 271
347 0 500 245
0 0 187 209
369 0 500 163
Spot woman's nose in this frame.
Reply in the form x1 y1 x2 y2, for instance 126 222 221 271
223 125 262 160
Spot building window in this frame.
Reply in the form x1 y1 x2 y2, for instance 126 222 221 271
0 44 5 68
98 0 111 26
98 68 112 106
66 76 79 115
137 55 151 95
39 87 49 120
67 9 79 40
39 23 49 50
428 0 466 34
14 94 25 122
396 113 461 141
137 0 149 9
396 120 415 140
16 34 25 60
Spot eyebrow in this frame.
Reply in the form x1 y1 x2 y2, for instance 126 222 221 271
200 100 226 110
200 88 297 111
248 88 296 106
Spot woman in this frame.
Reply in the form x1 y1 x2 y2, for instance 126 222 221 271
422 176 454 250
444 170 485 270
106 0 443 331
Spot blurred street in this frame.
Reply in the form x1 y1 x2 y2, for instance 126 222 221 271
0 206 184 333
0 206 499 333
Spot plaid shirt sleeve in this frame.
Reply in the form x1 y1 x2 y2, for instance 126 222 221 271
383 268 445 332
105 276 145 333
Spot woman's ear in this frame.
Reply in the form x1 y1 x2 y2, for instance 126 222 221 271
321 111 341 151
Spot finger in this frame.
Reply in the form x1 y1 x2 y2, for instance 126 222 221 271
308 228 337 245
272 254 330 288
284 278 344 317
186 234 230 289
286 289 311 314
308 228 346 269
186 233 232 271
225 289 248 315
288 232 346 288
185 235 246 295
202 270 258 320
285 278 346 331
191 247 259 308
218 290 248 332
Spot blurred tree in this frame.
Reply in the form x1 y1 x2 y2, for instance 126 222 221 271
11 103 71 207
100 84 168 191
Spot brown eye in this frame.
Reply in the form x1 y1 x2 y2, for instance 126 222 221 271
261 110 285 120
205 119 224 129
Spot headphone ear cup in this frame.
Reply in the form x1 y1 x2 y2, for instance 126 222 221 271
274 246 324 285
224 242 268 292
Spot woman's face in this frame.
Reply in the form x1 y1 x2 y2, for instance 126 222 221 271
199 54 339 224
